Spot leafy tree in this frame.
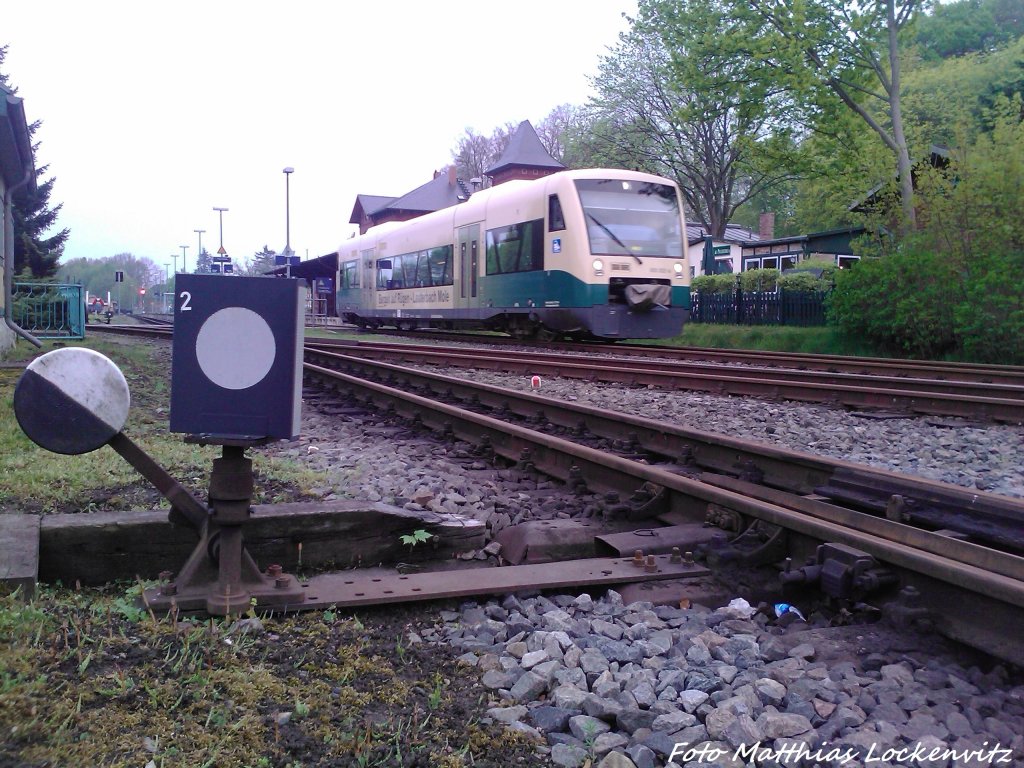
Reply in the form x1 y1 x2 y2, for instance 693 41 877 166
449 122 518 183
911 0 1024 60
193 247 213 274
57 252 162 312
450 128 494 182
534 104 586 165
0 45 69 278
902 36 1024 144
242 245 278 276
579 0 801 237
722 0 923 230
828 99 1024 362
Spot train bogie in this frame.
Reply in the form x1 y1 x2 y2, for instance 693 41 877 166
336 169 691 340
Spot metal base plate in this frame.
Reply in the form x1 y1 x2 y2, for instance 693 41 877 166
288 555 709 611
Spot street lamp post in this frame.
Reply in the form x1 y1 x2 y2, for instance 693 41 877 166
171 253 179 274
164 264 171 312
180 245 189 275
213 207 229 258
194 229 206 268
282 167 294 278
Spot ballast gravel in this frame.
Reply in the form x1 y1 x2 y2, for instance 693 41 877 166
276 357 1024 768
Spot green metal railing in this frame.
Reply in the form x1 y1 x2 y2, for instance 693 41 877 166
10 283 85 339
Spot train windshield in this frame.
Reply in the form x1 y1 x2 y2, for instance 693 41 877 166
574 179 683 259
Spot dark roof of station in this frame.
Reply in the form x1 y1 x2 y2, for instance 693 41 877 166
386 172 468 214
348 194 397 226
485 120 566 177
0 84 35 192
267 251 338 280
740 226 866 254
686 223 759 245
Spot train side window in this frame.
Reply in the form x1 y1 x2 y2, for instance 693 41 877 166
548 195 565 232
486 219 544 275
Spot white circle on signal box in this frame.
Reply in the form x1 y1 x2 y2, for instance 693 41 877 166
195 307 277 390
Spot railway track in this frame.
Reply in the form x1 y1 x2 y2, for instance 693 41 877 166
359 327 1024 386
87 324 1024 423
299 344 1024 665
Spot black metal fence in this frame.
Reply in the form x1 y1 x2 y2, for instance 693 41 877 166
691 288 829 326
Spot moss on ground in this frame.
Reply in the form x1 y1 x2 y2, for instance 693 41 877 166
0 586 541 767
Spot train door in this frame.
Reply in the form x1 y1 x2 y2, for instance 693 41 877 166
360 248 375 319
456 224 481 313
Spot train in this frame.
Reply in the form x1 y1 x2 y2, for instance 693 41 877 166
335 168 691 340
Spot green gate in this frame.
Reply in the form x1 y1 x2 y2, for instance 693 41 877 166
11 283 85 339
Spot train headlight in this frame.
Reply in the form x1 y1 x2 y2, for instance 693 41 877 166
673 262 684 277
592 259 604 275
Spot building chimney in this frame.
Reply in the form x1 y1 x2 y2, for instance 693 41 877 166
759 212 775 240
448 166 457 186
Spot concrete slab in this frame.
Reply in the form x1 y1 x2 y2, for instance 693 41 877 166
0 514 41 599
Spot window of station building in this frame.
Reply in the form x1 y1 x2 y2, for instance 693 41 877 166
837 255 860 269
376 246 453 290
342 260 360 289
548 195 565 232
486 219 544 275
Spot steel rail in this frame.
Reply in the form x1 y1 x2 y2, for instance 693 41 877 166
307 340 1024 423
311 339 1024 402
358 328 1024 385
303 347 1024 550
303 359 1024 664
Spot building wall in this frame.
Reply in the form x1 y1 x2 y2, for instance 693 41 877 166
0 175 14 355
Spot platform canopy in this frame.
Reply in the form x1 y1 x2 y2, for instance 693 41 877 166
267 251 337 280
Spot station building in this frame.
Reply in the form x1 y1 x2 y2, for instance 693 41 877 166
0 83 35 356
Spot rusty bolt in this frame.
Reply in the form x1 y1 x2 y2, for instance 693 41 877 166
645 554 658 573
684 551 694 565
275 576 291 589
267 564 283 577
158 570 173 582
161 582 178 596
670 547 682 564
633 550 645 567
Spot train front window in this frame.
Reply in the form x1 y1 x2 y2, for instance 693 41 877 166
574 179 683 258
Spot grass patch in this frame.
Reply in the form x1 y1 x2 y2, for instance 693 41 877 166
0 587 539 767
638 323 888 356
0 336 325 515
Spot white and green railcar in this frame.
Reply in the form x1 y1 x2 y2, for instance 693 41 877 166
336 168 690 340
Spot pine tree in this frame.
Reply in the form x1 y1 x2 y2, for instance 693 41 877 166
1 45 69 278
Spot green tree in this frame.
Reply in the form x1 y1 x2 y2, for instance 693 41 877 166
0 45 69 278
242 245 278 276
194 247 213 274
580 0 801 237
722 0 923 230
911 0 1024 60
829 99 1024 362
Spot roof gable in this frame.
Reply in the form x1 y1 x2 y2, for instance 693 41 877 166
485 120 565 176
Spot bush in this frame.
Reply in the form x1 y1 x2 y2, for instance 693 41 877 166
778 271 828 291
954 251 1024 364
738 268 779 292
827 247 962 358
691 274 736 294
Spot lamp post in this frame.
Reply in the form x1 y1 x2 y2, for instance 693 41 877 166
180 245 189 275
171 253 179 274
213 207 229 257
164 263 171 312
194 229 206 268
282 167 294 278
283 167 294 257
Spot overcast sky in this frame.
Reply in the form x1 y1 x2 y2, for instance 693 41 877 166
4 0 636 274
